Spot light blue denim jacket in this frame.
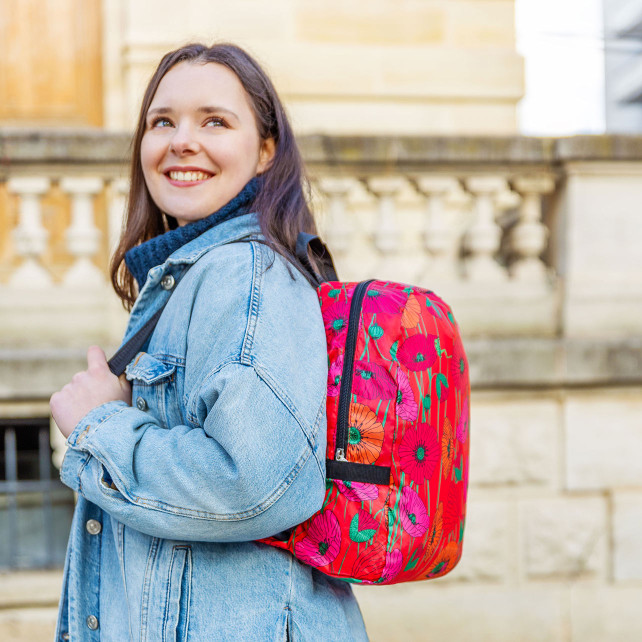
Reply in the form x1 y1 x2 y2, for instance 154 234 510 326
56 214 368 641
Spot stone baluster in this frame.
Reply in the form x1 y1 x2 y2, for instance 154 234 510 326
7 177 52 288
464 176 508 282
316 177 353 259
414 175 461 281
510 175 555 282
365 177 407 279
60 177 104 287
107 178 129 254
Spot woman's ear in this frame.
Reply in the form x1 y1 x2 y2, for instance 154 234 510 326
257 137 276 174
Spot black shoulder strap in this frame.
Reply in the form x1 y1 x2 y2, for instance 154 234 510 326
295 233 339 286
107 233 339 377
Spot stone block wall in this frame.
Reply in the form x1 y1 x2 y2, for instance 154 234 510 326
355 388 642 642
103 0 524 134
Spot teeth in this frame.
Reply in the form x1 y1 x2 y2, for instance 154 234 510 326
168 170 211 182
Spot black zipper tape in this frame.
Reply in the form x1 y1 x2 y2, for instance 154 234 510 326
335 279 375 459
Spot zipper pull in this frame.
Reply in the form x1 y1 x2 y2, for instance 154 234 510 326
335 448 347 462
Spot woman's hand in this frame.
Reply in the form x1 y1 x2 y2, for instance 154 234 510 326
50 346 132 438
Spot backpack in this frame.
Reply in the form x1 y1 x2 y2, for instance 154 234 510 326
108 233 470 585
258 234 471 585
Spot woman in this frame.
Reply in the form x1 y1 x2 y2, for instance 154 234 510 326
50 43 369 641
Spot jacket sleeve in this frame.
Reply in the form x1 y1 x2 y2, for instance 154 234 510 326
59 245 328 542
60 359 327 542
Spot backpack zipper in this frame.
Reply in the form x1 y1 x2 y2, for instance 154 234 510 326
335 279 375 462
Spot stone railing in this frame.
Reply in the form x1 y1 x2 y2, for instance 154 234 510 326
2 132 642 398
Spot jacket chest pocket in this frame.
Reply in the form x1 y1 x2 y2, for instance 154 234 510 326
126 352 182 428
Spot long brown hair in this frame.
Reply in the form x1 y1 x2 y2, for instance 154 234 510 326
110 43 318 309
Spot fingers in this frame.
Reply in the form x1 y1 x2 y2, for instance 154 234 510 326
87 345 108 372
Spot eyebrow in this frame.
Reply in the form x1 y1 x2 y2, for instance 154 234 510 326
146 106 240 121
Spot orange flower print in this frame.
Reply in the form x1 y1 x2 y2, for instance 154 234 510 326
425 503 443 561
441 418 455 478
347 403 385 464
426 541 460 578
401 294 421 328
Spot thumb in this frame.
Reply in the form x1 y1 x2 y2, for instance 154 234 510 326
86 345 108 372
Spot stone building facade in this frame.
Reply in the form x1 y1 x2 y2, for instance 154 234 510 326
1 2 642 641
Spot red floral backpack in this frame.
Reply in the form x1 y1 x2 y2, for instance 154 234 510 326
259 235 470 585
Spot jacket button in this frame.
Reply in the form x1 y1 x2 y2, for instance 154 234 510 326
85 519 102 535
61 633 70 640
160 274 175 290
136 397 148 411
86 615 99 630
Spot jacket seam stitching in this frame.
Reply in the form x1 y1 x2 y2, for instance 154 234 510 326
240 241 262 364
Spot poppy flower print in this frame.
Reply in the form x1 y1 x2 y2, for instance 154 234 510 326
294 511 341 567
353 361 396 399
347 403 384 464
335 480 379 502
261 279 469 586
452 339 467 390
397 334 438 371
327 354 344 397
380 549 403 583
441 418 455 478
349 509 379 543
425 503 443 561
427 541 460 578
398 423 440 484
352 543 386 582
401 294 421 328
456 399 469 443
322 301 351 339
400 486 431 537
362 287 406 315
395 368 418 422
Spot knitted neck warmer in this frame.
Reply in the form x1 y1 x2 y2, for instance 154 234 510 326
125 177 259 289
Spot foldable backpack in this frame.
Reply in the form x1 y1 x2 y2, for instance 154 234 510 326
109 233 470 585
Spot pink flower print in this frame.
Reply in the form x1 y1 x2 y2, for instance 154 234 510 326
322 301 351 340
327 354 344 397
399 486 430 537
381 549 403 583
456 399 469 443
335 480 379 502
353 361 396 399
452 339 467 390
294 511 341 567
361 287 406 315
395 368 418 422
398 423 440 484
397 334 438 372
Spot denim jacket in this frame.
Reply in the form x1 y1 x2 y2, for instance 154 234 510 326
56 214 368 641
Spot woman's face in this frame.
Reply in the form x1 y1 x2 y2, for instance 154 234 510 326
140 62 275 226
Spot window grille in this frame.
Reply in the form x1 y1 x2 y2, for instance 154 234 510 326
0 418 74 569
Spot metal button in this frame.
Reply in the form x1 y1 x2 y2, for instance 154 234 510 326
61 633 70 641
85 519 102 535
136 397 148 411
86 615 99 630
160 274 175 290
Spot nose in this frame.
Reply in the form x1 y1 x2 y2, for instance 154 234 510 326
169 122 200 155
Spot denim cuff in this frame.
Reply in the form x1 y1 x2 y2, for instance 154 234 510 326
65 401 130 448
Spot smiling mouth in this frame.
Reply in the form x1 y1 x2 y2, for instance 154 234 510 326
166 170 213 183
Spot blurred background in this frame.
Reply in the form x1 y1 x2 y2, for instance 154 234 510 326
1 0 641 640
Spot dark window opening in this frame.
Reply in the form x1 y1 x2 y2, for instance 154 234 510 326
0 418 74 570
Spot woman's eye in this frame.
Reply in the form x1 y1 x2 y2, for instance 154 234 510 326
205 117 226 128
150 117 172 128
